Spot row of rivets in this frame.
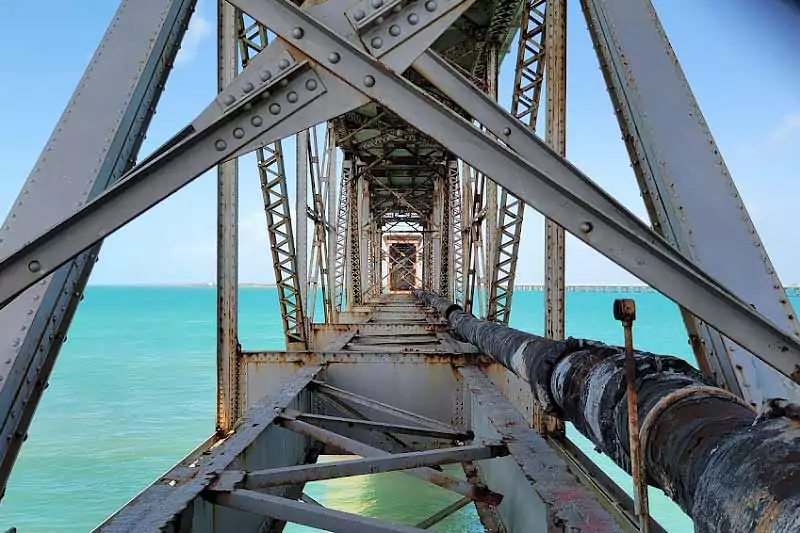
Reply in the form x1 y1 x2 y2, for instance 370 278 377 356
215 74 319 151
366 0 436 50
221 56 295 108
353 0 403 26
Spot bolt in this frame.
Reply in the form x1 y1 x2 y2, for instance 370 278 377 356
251 116 263 127
242 82 254 93
260 70 272 82
371 36 383 49
425 0 437 11
287 91 299 103
389 25 401 37
223 94 235 105
372 0 383 7
364 75 376 87
292 27 304 39
27 260 41 273
503 127 511 136
579 221 593 233
215 140 228 151
269 103 281 115
329 52 341 63
233 128 245 139
376 16 385 24
407 12 419 24
305 79 318 91
393 4 402 13
354 9 366 20
278 58 290 70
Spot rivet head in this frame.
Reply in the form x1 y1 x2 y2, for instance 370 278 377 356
233 127 245 139
371 0 383 7
329 52 341 63
364 75 376 87
425 0 436 11
251 116 263 127
27 260 41 273
215 139 228 151
261 90 271 100
260 70 272 82
407 13 419 24
354 9 366 20
287 91 299 103
371 36 383 49
305 79 318 91
278 58 290 70
503 127 511 136
223 94 235 105
579 221 593 233
280 79 289 87
269 103 281 115
389 25 401 37
376 16 384 24
292 27 304 39
242 82 254 93
392 4 402 13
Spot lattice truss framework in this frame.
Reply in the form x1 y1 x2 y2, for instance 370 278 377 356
0 0 799 525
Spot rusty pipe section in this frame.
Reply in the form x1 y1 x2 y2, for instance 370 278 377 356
412 289 800 532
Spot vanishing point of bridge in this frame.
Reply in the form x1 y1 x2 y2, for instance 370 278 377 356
0 0 798 531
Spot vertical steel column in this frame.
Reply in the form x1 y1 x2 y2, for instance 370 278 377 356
483 47 499 304
235 10 306 348
296 129 309 316
488 0 546 325
216 0 240 433
325 129 337 320
307 126 331 323
359 179 371 299
346 162 362 308
439 172 451 298
449 160 463 304
581 0 800 404
463 164 487 316
544 0 566 340
334 158 352 314
423 223 433 290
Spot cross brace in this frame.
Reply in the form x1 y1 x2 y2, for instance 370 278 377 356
1 0 799 386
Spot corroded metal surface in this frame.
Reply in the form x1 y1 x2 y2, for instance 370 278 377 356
416 290 800 530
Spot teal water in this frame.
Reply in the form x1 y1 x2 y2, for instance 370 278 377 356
0 287 793 531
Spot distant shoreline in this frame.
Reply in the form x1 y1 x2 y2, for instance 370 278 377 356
85 283 800 295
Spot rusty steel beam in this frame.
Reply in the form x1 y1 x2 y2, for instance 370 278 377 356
412 290 800 532
207 489 429 533
310 381 460 433
243 444 506 488
293 412 471 441
278 417 503 505
414 497 472 529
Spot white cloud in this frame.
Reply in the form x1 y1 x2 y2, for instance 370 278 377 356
175 12 211 66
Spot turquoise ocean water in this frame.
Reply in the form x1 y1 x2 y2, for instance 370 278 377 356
1 287 794 532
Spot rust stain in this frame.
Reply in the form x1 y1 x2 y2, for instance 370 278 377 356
754 500 779 533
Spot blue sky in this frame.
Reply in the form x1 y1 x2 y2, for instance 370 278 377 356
0 0 798 285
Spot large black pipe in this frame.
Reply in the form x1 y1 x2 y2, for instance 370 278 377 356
413 289 800 532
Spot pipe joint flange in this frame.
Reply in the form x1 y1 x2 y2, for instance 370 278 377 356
639 385 749 462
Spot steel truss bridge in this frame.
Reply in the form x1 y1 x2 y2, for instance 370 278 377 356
0 0 798 531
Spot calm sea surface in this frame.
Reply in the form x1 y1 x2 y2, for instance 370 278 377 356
1 287 793 532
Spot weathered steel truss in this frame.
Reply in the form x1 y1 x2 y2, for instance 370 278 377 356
0 0 799 531
235 9 307 348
